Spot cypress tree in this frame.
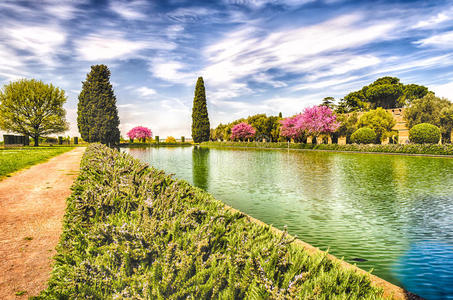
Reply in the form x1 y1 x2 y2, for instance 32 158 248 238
191 77 210 143
77 65 120 146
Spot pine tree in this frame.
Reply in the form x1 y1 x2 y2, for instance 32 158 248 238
77 65 120 146
191 77 210 143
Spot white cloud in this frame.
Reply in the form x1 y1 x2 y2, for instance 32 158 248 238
110 0 148 20
137 86 156 97
412 12 452 29
415 31 453 49
149 59 195 84
75 31 174 61
5 25 66 66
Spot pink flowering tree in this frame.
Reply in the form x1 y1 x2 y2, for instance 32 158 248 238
280 106 340 141
231 122 256 141
298 105 340 137
127 126 153 142
280 114 304 140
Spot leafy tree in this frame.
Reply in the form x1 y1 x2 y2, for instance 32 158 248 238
165 136 177 143
440 105 453 142
340 91 368 113
335 112 359 143
0 79 68 146
127 126 152 142
77 65 120 146
400 84 429 104
280 114 304 140
321 96 335 108
404 93 451 129
351 127 376 144
357 108 395 143
365 83 404 109
409 123 440 144
231 122 256 141
191 77 210 143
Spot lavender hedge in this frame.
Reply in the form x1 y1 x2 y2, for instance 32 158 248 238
38 144 383 299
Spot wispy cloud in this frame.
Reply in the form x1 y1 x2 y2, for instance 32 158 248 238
110 0 149 20
137 86 157 97
415 31 453 49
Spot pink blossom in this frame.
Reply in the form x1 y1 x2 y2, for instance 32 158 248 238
231 122 256 141
127 126 153 142
280 106 340 139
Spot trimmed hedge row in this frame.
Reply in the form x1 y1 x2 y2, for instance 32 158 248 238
38 144 382 299
202 141 453 155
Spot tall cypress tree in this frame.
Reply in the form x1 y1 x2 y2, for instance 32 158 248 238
77 65 120 146
191 77 210 143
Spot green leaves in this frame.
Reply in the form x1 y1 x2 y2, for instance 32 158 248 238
192 77 210 143
0 79 68 146
77 65 120 146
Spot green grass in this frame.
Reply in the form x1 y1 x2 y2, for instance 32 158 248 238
202 141 453 156
38 144 384 299
0 146 74 180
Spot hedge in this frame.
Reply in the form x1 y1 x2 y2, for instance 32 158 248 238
201 141 453 156
409 123 441 144
38 144 383 299
350 128 376 144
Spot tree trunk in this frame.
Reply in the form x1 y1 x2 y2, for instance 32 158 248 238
34 135 39 147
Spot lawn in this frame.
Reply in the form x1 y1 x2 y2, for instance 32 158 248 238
0 146 75 179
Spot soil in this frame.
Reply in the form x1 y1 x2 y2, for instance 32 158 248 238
0 147 85 299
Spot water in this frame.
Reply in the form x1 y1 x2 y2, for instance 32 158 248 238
123 146 453 299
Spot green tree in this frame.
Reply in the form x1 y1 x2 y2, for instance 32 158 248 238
191 77 210 143
321 96 335 108
403 93 451 128
0 79 68 146
400 84 429 104
77 65 120 146
357 108 396 143
440 105 453 142
365 83 404 109
335 112 359 143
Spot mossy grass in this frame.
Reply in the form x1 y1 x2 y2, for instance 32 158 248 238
38 144 384 299
0 146 74 180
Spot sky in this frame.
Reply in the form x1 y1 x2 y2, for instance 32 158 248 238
1 0 453 139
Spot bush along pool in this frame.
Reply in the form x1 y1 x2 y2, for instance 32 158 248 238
38 143 385 299
202 141 453 156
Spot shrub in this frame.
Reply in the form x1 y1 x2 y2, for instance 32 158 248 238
351 128 377 144
165 136 176 143
39 144 383 299
409 123 440 144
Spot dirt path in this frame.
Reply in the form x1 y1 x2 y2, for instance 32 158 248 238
0 147 85 299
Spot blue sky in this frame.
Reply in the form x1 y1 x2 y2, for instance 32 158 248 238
1 0 453 139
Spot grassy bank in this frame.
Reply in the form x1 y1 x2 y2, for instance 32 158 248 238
201 141 453 156
38 144 384 299
0 146 75 180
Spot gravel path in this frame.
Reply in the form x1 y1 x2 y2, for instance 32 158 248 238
0 147 85 299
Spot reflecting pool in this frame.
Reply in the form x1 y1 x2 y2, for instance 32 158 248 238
123 146 453 299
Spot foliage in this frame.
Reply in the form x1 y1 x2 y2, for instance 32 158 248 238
404 93 452 129
39 144 384 299
0 147 73 180
231 122 256 141
357 108 396 143
321 96 335 108
409 123 441 144
335 112 359 143
0 79 69 147
127 126 152 142
280 106 339 140
192 77 210 143
77 64 120 146
440 105 453 141
201 141 453 156
350 128 377 144
337 77 430 113
165 136 177 143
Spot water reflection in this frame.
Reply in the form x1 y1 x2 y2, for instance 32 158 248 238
192 147 209 190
